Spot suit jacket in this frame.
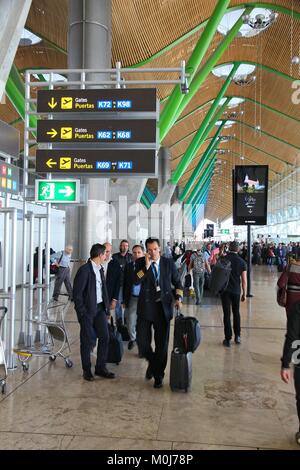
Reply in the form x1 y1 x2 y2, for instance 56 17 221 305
73 260 110 320
123 261 136 308
134 256 183 322
106 258 121 302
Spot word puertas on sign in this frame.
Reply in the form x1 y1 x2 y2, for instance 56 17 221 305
36 88 159 177
37 89 157 113
36 149 156 175
37 119 157 144
233 165 269 226
35 180 80 203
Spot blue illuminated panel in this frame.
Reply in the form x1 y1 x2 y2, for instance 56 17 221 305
116 100 132 109
117 161 133 170
116 130 131 140
97 100 113 109
97 131 113 139
96 161 112 170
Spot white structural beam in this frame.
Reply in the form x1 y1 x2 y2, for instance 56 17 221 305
0 0 32 102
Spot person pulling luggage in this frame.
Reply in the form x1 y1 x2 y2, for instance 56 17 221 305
134 237 183 389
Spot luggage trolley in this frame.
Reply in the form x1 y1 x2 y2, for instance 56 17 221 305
14 301 73 371
0 307 8 394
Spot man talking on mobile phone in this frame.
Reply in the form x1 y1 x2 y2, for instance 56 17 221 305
134 237 183 389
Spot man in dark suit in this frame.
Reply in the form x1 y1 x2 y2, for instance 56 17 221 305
134 237 183 388
73 244 115 381
103 242 121 312
123 244 145 350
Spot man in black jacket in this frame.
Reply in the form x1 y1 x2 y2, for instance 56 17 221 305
113 240 133 325
281 300 300 445
73 244 115 381
134 237 183 389
103 242 121 311
123 244 145 350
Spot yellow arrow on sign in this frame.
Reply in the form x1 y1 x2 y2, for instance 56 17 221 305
48 97 57 109
46 128 58 139
46 158 57 168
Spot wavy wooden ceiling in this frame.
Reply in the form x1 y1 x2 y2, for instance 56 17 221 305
2 0 300 222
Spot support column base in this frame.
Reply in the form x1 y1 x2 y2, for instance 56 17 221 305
17 331 26 346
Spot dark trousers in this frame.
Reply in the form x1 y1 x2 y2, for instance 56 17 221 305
79 304 109 373
53 267 73 299
136 303 170 380
221 291 241 341
295 366 300 431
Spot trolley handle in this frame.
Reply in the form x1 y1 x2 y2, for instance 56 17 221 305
0 307 8 313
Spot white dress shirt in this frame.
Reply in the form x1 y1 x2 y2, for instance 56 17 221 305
91 260 103 304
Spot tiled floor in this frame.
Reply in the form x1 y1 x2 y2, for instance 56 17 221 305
0 266 299 450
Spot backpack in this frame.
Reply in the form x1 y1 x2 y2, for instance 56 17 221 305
174 310 201 353
210 258 232 295
192 253 205 274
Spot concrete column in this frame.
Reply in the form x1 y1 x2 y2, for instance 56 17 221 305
151 147 175 250
110 179 147 251
157 147 171 193
0 0 32 102
67 0 112 259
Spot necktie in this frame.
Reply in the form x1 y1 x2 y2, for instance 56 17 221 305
152 262 158 282
100 266 109 307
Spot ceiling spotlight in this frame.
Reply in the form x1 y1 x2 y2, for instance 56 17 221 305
218 8 277 38
225 111 239 119
255 125 261 130
233 74 256 87
249 11 278 30
219 135 234 143
292 56 300 65
240 156 245 160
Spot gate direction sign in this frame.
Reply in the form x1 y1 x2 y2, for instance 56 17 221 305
37 89 157 113
36 149 156 176
37 119 157 144
0 161 19 195
35 179 80 203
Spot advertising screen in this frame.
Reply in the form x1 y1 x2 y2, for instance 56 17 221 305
233 165 269 225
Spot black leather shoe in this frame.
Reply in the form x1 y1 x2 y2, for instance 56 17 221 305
145 365 153 380
95 368 115 379
83 371 94 381
128 340 136 350
223 339 231 348
154 377 163 389
235 336 241 344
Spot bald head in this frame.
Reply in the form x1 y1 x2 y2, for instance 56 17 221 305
65 245 73 255
104 242 112 261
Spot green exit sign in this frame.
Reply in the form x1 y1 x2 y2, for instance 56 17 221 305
35 179 80 203
220 229 230 235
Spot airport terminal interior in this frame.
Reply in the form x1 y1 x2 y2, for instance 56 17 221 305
0 0 300 452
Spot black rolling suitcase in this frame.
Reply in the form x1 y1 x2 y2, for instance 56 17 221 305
169 349 192 392
170 308 192 393
107 318 124 365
